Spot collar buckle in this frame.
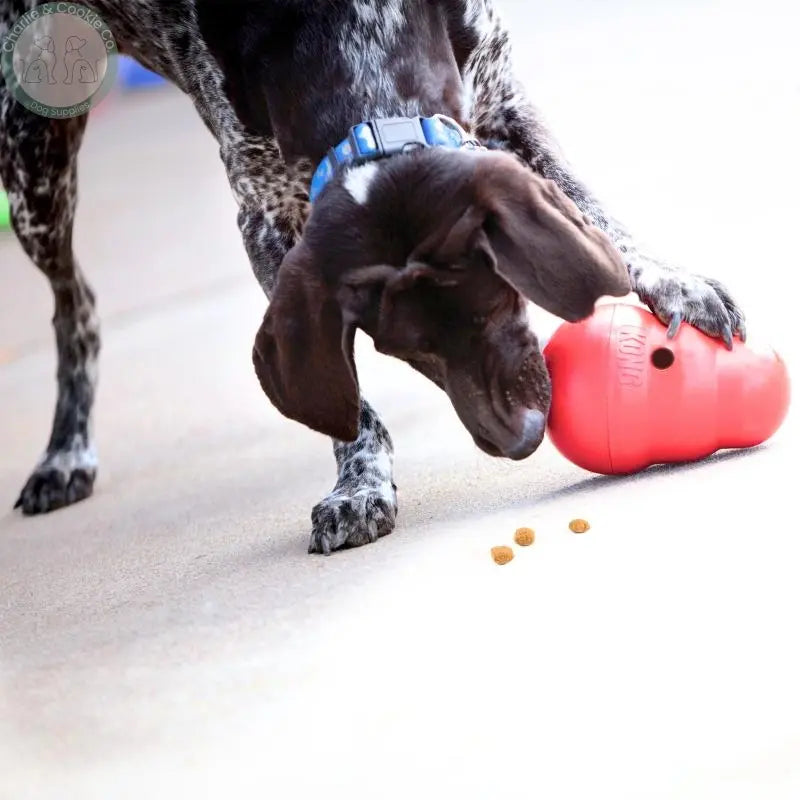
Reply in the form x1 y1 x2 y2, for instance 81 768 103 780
309 114 481 203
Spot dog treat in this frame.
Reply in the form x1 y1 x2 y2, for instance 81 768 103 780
513 527 535 547
491 545 515 565
569 518 591 534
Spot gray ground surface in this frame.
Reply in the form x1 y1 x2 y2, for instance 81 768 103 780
1 2 798 798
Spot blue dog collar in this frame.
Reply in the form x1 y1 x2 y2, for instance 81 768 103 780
309 115 482 203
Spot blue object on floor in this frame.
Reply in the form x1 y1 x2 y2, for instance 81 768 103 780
117 56 166 90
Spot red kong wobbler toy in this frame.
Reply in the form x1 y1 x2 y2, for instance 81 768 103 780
544 304 790 475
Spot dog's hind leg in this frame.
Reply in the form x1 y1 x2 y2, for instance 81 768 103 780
0 94 98 514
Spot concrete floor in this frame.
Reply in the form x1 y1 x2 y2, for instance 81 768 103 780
1 2 798 798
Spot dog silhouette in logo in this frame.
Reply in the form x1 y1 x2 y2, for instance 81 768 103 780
63 36 98 85
22 35 57 85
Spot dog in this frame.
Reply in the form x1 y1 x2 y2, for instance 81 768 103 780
63 36 97 85
22 35 56 84
0 0 746 554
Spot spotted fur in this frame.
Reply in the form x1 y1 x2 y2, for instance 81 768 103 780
309 402 397 554
0 0 745 552
458 0 745 344
0 82 97 514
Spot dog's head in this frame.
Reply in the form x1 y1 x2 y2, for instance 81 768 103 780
253 148 630 459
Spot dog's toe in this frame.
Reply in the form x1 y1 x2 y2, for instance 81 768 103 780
632 263 746 349
15 467 95 515
309 486 397 555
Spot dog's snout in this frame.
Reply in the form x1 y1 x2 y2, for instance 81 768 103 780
504 408 546 461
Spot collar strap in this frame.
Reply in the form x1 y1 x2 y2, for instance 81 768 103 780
309 114 482 203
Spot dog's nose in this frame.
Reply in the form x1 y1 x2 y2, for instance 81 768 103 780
505 409 547 461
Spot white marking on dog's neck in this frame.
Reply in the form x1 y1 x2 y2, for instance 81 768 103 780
344 162 379 205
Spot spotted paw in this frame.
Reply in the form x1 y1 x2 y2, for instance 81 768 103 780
632 263 746 349
309 484 398 555
14 467 95 515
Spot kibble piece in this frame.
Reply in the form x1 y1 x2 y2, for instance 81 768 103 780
569 519 591 534
491 545 515 565
514 527 535 547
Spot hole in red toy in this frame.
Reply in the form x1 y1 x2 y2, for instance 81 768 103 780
651 347 675 370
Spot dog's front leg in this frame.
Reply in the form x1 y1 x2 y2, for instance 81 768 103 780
461 2 746 346
229 142 398 553
308 402 397 555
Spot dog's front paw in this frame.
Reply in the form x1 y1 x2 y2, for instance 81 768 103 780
14 466 95 515
309 484 398 555
631 261 746 349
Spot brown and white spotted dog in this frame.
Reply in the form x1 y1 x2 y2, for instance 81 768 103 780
0 0 746 554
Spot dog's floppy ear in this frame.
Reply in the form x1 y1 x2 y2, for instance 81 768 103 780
343 263 459 357
432 157 631 321
252 243 360 441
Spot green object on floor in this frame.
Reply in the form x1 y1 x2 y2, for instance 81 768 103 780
0 191 10 230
